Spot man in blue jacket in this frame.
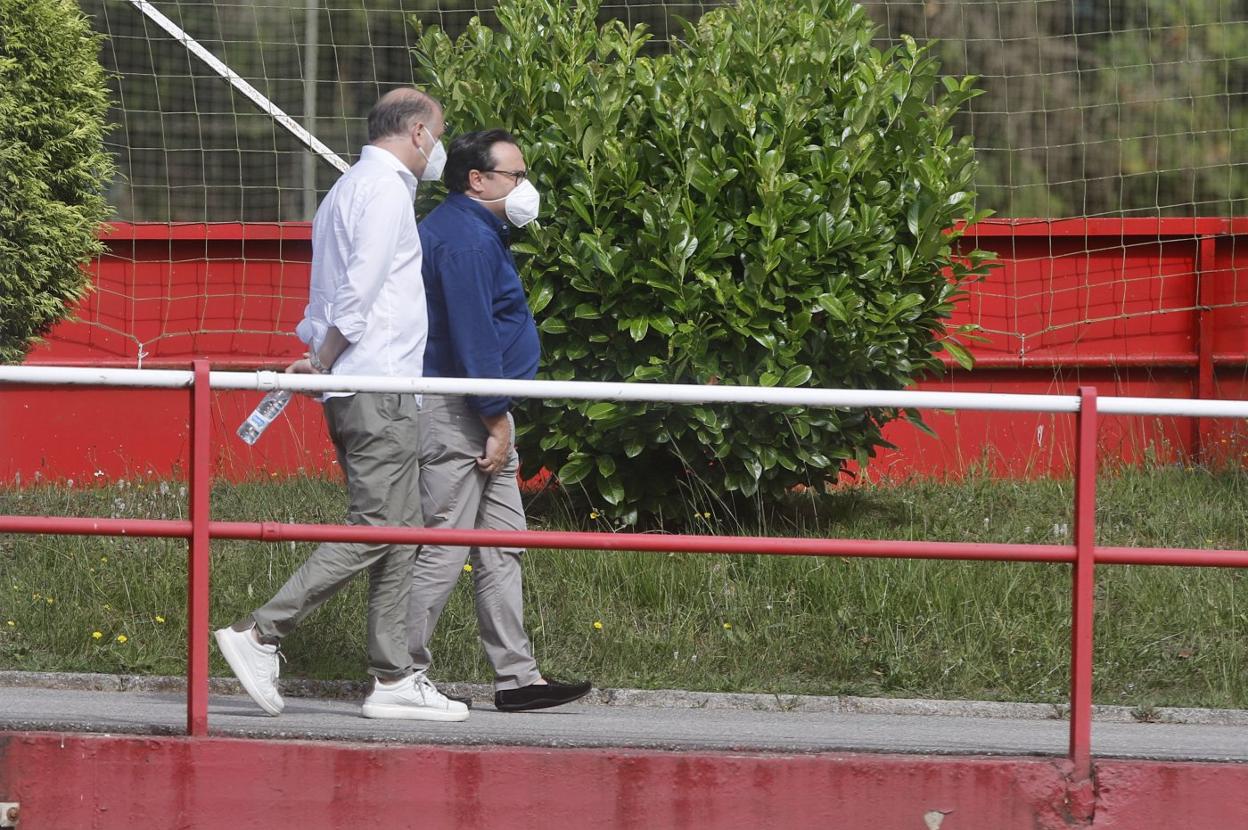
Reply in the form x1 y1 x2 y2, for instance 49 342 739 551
410 129 590 711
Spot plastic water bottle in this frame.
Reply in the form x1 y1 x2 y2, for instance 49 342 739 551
237 390 293 445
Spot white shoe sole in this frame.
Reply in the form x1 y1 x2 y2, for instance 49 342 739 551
214 628 283 716
361 702 470 722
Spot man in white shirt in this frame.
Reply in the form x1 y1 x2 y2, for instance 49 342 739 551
214 87 468 723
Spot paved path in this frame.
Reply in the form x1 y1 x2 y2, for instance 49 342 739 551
1 679 1247 762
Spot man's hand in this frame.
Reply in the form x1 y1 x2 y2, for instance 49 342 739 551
286 328 347 396
286 356 323 398
477 412 512 475
289 329 348 377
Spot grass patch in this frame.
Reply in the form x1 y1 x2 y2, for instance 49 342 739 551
1 467 1246 708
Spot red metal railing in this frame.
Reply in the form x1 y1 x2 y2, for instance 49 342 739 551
1070 387 1097 780
5 360 1248 784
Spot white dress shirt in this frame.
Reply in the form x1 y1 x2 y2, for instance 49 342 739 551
296 144 427 399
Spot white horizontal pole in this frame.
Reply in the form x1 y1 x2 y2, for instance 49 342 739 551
1098 396 1248 418
5 365 1248 418
211 370 1082 413
0 366 193 389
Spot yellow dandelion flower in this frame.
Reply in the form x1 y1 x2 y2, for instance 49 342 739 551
100 557 108 564
463 564 473 573
592 620 604 630
116 634 128 644
155 615 166 624
702 512 711 519
6 620 15 627
92 631 103 640
723 622 732 630
46 597 54 605
589 511 600 520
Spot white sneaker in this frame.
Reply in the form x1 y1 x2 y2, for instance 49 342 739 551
361 672 470 722
214 626 284 716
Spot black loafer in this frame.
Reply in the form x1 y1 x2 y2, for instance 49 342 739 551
495 679 592 712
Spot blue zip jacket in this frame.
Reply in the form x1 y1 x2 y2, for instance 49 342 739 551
418 193 540 417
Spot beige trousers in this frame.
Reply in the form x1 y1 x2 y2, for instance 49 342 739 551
247 392 422 680
407 394 541 691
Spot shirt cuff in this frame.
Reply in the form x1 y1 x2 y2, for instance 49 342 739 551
469 396 512 417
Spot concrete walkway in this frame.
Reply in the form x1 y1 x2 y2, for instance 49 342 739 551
1 672 1247 762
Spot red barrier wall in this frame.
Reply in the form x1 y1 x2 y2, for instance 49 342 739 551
3 731 1247 829
4 219 1248 483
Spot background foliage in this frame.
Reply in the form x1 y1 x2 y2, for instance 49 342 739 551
869 0 1248 217
0 0 114 364
414 0 991 522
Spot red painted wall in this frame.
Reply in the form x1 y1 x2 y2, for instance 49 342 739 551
3 731 1248 829
4 219 1248 483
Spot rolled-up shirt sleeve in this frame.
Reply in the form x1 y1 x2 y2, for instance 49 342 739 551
330 179 409 343
294 315 326 350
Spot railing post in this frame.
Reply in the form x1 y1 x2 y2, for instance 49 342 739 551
187 359 212 736
1070 386 1098 781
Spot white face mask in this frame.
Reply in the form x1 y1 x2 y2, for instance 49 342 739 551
417 131 446 182
475 179 541 227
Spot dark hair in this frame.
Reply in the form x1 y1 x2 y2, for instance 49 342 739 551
367 90 440 142
444 129 518 193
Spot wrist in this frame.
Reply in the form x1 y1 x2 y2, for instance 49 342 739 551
308 350 331 374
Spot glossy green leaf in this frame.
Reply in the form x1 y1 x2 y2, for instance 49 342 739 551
557 454 593 485
585 402 618 420
780 365 813 386
941 339 975 370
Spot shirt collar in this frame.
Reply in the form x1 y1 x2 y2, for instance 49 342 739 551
447 192 509 240
360 144 419 198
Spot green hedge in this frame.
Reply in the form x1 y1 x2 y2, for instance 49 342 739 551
0 0 113 364
415 0 992 523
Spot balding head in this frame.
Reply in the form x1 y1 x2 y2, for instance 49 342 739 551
367 88 442 143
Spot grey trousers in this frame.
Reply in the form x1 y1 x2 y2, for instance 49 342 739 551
246 392 421 681
407 394 541 691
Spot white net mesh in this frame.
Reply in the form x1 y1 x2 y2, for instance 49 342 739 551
84 0 1248 222
89 0 732 222
868 0 1248 219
